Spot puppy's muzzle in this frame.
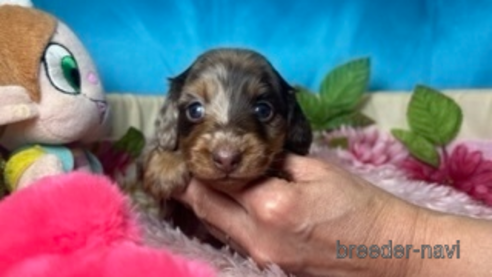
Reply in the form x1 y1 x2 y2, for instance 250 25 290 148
212 145 242 174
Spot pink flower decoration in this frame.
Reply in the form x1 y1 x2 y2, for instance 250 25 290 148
323 126 409 167
401 144 492 205
91 140 134 179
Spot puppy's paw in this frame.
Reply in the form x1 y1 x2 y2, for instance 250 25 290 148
143 148 191 200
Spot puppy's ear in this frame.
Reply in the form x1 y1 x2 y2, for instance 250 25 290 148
143 68 191 202
275 71 313 155
152 68 190 151
284 88 313 155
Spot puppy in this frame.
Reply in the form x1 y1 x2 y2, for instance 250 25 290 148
143 48 312 238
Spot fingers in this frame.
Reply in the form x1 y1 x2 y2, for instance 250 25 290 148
228 177 292 215
228 155 332 213
173 155 337 255
175 180 254 249
176 179 244 220
279 154 334 182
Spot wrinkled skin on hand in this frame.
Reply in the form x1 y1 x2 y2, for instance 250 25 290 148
176 155 426 277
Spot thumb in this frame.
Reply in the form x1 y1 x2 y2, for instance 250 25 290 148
280 154 334 182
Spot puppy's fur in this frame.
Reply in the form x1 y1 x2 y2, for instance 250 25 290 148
143 49 312 232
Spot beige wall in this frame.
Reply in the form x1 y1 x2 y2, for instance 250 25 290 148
107 90 492 141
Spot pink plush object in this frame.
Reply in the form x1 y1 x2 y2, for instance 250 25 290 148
0 172 216 277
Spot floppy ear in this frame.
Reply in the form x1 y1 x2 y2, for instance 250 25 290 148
284 88 313 155
0 86 39 126
151 68 190 151
274 72 313 155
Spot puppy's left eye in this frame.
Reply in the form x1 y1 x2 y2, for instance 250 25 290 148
253 101 274 122
186 101 205 122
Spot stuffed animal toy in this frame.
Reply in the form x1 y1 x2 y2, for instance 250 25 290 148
0 171 216 277
0 0 110 192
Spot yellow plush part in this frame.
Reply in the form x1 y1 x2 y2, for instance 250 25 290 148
4 145 45 191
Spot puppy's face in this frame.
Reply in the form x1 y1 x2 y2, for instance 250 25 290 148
154 49 312 192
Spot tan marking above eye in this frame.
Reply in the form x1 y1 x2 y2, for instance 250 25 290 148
245 78 270 98
182 81 209 103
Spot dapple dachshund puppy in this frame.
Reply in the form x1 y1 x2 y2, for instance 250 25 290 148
143 48 313 240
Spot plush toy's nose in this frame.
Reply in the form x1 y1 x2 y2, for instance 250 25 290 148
96 101 108 115
91 99 108 123
212 147 242 173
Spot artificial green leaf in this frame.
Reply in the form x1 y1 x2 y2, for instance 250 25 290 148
295 87 331 126
322 102 356 119
308 121 329 131
322 111 375 131
391 129 440 167
113 127 146 158
407 85 463 146
327 137 349 149
345 112 375 127
320 57 370 111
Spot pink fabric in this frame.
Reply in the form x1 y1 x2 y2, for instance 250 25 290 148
317 126 492 207
0 172 215 277
401 143 492 206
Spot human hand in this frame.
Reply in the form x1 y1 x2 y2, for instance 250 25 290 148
176 155 427 276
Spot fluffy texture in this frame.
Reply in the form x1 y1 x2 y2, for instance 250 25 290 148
401 143 492 206
321 127 492 207
4 141 492 277
144 48 312 199
311 144 492 218
0 172 215 277
127 142 492 277
0 3 110 191
0 5 55 101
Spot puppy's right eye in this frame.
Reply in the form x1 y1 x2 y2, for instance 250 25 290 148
186 102 205 122
253 101 274 122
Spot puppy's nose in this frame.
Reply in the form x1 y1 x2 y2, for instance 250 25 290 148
212 147 241 173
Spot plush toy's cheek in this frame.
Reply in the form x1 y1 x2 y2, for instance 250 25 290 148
87 71 99 85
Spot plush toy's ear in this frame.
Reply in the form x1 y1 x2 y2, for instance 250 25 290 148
0 0 32 7
0 86 38 125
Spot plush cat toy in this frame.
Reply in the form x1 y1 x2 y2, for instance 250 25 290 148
0 0 110 191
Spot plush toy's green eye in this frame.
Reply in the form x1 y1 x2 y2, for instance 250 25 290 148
42 43 81 95
61 56 81 92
